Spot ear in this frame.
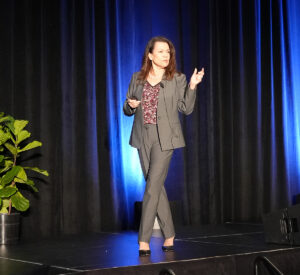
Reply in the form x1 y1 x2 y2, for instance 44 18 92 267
148 53 153 61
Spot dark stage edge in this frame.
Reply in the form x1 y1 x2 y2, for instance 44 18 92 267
0 223 300 275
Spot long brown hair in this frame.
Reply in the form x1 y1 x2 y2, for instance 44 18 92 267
138 36 178 81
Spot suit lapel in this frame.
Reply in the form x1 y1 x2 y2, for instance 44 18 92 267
135 81 144 101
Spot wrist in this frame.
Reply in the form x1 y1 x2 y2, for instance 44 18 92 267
126 100 134 109
189 83 196 90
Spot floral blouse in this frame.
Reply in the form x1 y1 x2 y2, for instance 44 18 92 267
141 81 160 124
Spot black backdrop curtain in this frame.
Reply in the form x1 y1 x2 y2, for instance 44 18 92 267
0 0 112 238
0 0 298 240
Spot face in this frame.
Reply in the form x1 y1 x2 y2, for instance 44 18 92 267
148 41 170 69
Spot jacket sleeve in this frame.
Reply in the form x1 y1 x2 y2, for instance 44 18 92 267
123 73 137 116
176 73 197 115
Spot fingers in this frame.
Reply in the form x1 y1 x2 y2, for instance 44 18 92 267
193 67 204 76
190 67 205 87
127 99 141 104
196 68 205 79
196 68 204 74
127 98 141 109
199 68 204 77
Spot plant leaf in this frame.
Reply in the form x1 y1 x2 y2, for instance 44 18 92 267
4 142 17 156
0 115 14 124
24 167 49 176
13 120 28 135
0 129 10 145
0 199 10 214
0 160 14 174
0 155 4 163
0 166 21 186
16 130 31 145
11 192 29 212
23 179 38 192
8 132 16 144
18 141 42 153
14 167 28 183
0 186 17 198
6 121 15 134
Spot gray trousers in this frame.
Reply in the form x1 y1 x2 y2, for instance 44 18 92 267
138 124 175 243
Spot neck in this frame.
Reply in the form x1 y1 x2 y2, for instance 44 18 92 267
150 64 165 77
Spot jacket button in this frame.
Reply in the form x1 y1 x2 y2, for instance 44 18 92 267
157 116 161 120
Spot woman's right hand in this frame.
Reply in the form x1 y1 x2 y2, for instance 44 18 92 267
127 98 141 109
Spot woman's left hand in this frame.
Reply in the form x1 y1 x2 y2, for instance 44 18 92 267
190 67 205 90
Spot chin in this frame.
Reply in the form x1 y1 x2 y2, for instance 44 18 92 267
157 65 167 69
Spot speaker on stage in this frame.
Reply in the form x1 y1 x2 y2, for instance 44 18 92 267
262 204 300 246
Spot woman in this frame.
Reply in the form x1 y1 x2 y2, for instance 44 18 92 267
123 36 204 256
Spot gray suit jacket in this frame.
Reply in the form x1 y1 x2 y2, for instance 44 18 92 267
123 72 196 151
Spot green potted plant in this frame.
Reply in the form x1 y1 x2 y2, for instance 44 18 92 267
0 112 49 244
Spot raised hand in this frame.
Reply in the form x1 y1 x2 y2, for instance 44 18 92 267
190 67 205 90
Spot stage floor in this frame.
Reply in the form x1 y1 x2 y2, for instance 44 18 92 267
0 223 299 275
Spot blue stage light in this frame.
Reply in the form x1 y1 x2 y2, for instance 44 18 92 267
284 0 300 197
105 0 144 225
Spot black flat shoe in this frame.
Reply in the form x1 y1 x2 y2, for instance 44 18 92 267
162 245 174 252
139 249 151 256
